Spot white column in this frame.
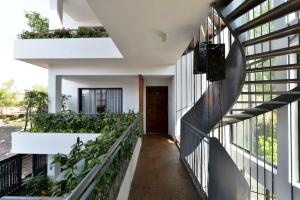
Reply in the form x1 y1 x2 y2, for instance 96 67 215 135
48 73 62 113
47 72 62 179
276 105 291 199
49 0 63 29
47 154 61 181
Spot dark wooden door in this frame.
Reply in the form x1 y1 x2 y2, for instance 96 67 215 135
146 86 168 134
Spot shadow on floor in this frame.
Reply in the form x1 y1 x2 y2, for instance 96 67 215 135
129 134 201 200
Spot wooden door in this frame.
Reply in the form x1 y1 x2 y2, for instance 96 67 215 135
146 86 168 134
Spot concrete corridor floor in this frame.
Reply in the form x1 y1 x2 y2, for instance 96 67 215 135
128 134 201 200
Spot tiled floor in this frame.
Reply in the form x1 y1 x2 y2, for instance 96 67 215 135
129 134 201 200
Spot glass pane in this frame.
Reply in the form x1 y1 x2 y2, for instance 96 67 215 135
81 89 96 114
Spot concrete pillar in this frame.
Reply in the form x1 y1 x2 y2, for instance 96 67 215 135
49 0 63 29
48 73 62 113
47 72 62 179
47 154 61 181
276 105 291 199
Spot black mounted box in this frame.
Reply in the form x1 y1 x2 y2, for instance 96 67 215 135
193 42 207 74
206 43 225 82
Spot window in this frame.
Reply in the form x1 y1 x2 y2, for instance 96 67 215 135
231 111 278 166
79 88 122 114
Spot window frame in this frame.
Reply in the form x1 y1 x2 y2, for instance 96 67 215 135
78 88 123 114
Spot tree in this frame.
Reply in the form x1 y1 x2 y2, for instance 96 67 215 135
0 80 17 107
24 90 48 131
32 84 48 93
24 11 49 33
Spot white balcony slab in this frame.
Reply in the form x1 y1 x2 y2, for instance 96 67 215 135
14 38 123 62
12 132 99 155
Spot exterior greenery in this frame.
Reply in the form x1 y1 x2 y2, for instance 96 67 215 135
23 90 48 131
24 173 49 196
18 27 109 39
20 112 140 197
0 80 17 108
18 11 108 39
30 112 106 133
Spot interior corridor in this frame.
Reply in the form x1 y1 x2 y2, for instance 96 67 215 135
129 135 201 200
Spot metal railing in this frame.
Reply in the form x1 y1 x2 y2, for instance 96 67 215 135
0 155 22 197
180 120 209 200
0 154 47 198
32 155 47 176
66 115 141 200
2 115 142 200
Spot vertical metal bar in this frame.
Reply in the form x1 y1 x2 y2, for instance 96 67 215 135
287 12 294 200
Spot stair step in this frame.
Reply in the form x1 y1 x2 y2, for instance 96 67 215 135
246 64 300 73
225 87 300 125
235 0 300 34
241 91 300 95
236 101 287 104
243 23 300 47
226 0 266 21
246 45 300 60
225 113 254 119
244 79 300 84
231 108 269 112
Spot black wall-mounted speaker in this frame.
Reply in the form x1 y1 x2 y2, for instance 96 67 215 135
193 42 207 74
206 43 225 82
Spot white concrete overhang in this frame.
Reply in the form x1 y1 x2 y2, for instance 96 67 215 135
13 38 123 68
14 0 213 69
86 0 213 67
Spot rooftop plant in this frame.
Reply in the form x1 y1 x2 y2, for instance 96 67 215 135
18 11 109 39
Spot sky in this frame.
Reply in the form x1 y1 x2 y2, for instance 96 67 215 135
0 0 50 91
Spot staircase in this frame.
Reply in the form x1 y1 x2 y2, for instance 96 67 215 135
180 0 300 199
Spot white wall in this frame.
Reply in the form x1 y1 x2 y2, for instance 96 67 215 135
62 76 139 113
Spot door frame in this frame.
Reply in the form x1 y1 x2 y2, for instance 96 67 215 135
145 86 168 134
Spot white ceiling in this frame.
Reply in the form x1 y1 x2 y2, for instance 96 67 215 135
86 0 213 68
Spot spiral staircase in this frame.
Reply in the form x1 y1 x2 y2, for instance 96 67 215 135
180 0 300 199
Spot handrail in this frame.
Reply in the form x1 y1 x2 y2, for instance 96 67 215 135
66 115 141 199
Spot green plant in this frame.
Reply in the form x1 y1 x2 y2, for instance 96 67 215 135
0 80 17 108
25 173 49 196
24 11 49 33
23 90 48 131
76 27 109 38
49 111 139 196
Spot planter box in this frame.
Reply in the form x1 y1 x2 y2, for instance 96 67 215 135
12 132 100 155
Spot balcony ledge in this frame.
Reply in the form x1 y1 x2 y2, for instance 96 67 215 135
13 38 123 66
12 132 99 155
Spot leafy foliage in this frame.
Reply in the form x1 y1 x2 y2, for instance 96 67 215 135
23 90 48 131
48 111 140 196
76 27 109 38
24 11 49 33
0 80 17 107
258 135 278 165
18 11 108 39
18 27 109 39
25 172 49 196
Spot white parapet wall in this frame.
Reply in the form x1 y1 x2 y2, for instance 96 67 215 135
117 138 142 200
12 132 99 155
14 38 123 60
